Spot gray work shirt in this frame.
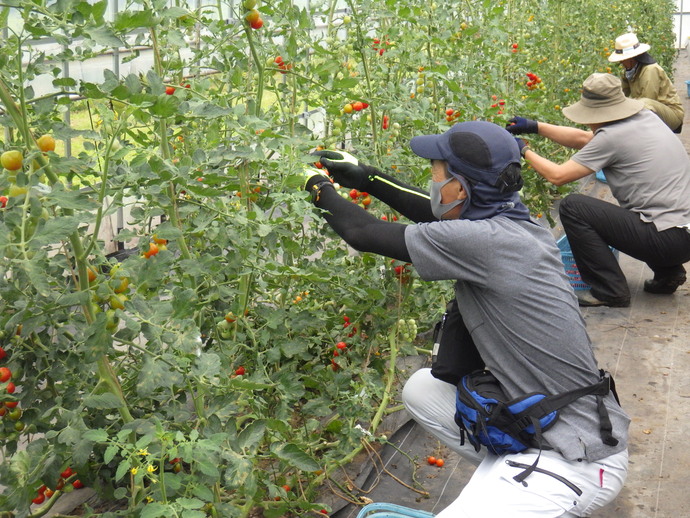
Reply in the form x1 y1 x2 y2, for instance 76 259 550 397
405 216 630 462
572 110 690 231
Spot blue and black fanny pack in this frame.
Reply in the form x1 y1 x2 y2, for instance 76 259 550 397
455 369 620 483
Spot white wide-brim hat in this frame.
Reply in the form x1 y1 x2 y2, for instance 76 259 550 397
608 33 651 62
562 73 645 125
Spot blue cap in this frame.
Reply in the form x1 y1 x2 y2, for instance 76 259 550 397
409 121 521 186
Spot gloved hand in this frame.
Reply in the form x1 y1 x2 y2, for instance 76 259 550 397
311 150 370 191
505 116 539 135
514 137 528 157
302 167 333 201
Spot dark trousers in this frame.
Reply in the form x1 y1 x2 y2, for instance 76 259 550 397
559 194 690 303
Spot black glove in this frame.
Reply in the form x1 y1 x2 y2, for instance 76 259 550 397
311 150 371 191
302 167 333 201
506 116 539 135
514 137 528 157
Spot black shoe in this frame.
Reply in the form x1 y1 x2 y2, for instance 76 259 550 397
577 290 630 308
643 274 686 294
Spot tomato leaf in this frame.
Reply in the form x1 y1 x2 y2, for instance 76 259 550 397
176 497 205 510
114 10 158 31
115 460 131 482
139 502 169 518
270 443 320 472
84 26 124 47
223 450 254 489
237 420 266 451
104 444 119 464
84 393 124 410
30 216 80 247
83 429 109 442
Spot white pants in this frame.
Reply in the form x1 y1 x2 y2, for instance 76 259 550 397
402 368 629 517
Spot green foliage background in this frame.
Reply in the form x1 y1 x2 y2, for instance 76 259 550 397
0 0 679 516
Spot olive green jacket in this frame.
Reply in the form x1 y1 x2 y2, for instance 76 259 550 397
620 63 684 130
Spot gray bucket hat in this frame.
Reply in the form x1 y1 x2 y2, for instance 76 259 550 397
561 73 644 125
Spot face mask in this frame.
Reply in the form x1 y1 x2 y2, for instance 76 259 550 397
430 177 465 220
624 62 638 81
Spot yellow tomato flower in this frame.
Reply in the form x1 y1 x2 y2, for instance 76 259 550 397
130 467 138 475
147 464 157 473
137 448 150 456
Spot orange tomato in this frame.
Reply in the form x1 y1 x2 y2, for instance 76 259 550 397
37 135 56 152
1 150 23 171
245 9 260 23
143 242 159 259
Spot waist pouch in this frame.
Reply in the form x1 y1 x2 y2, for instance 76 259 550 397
430 299 484 385
454 369 620 482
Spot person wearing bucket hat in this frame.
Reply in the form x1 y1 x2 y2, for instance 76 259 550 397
506 72 690 308
303 120 629 517
608 33 683 133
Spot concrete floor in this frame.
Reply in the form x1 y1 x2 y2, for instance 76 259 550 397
330 50 690 518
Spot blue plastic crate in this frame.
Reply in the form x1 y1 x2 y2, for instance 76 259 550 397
595 170 607 183
557 236 619 291
356 503 435 518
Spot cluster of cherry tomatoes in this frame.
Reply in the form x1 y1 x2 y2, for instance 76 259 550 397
342 101 369 114
169 457 184 474
32 467 84 506
0 348 23 434
87 236 163 333
345 188 372 208
525 72 543 90
427 456 445 468
330 341 348 371
331 315 357 371
143 235 167 259
342 314 358 338
414 66 431 97
243 0 264 29
292 289 309 304
1 133 55 198
489 95 506 115
372 37 391 56
391 260 411 283
273 56 293 74
445 108 461 123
